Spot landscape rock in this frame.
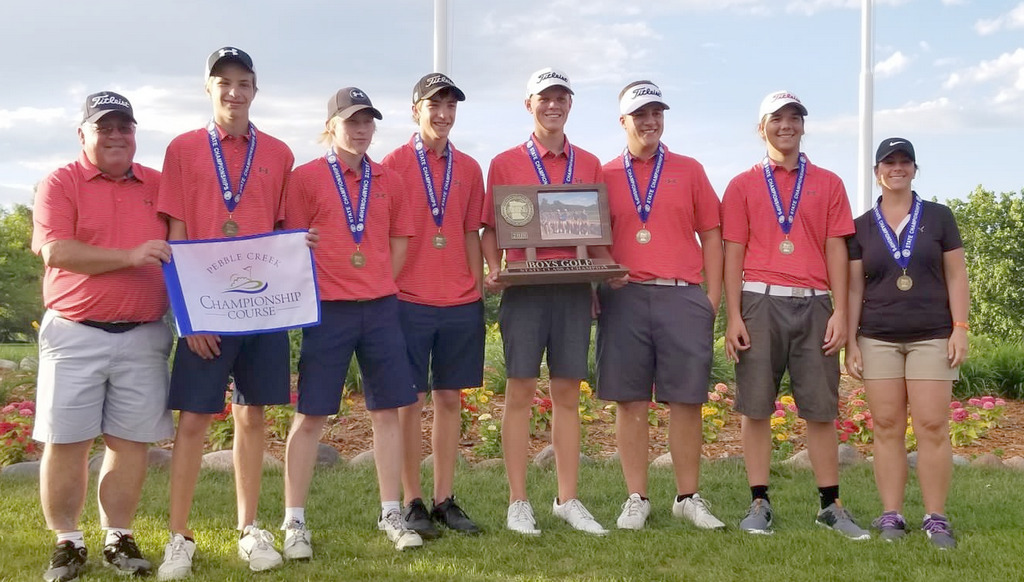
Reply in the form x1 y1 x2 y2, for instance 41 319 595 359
19 356 38 371
1 460 40 478
907 451 918 469
952 454 970 467
474 458 504 470
782 449 812 470
350 450 375 467
838 444 865 466
0 359 16 371
606 451 620 465
651 452 673 468
532 445 592 469
422 452 468 469
317 443 342 467
1002 456 1024 471
200 450 282 471
88 447 173 472
971 453 1003 468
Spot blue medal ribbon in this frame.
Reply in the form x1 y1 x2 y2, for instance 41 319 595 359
206 121 257 212
622 144 665 224
413 133 453 229
761 154 807 235
325 151 372 245
872 192 923 271
525 136 575 184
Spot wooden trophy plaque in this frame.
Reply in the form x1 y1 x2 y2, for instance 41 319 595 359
492 183 628 285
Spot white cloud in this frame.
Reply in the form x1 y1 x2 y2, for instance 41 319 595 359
0 107 69 130
975 3 1024 35
944 48 1024 105
876 51 911 78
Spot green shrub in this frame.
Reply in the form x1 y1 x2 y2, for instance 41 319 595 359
955 334 1024 399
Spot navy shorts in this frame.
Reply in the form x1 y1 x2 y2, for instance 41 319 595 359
297 297 417 414
596 283 714 404
169 331 290 414
498 283 592 380
399 299 484 392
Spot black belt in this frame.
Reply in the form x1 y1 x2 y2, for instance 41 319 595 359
79 320 148 333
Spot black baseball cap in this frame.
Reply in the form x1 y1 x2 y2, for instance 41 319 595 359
81 91 136 124
412 73 466 103
327 87 383 122
875 138 916 164
206 46 255 78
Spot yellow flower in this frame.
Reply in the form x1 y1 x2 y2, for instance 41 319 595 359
770 416 786 428
579 381 592 396
713 419 725 428
479 413 492 421
31 320 40 331
479 394 489 403
779 395 795 406
701 406 716 418
775 432 788 441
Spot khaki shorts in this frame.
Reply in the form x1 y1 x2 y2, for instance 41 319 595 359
858 336 959 381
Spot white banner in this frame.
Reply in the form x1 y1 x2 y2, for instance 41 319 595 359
163 230 320 335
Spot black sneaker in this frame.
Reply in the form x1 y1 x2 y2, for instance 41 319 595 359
402 498 440 540
103 532 152 576
44 541 87 582
432 496 482 535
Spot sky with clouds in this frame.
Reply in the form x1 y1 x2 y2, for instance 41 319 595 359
2 0 1023 215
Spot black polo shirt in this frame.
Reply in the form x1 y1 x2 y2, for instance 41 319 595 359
848 197 962 342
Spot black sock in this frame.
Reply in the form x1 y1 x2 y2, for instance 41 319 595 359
750 485 769 503
819 485 840 510
675 493 694 503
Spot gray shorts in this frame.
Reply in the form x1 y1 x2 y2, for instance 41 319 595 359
498 283 592 379
33 310 174 444
596 284 713 403
734 291 839 422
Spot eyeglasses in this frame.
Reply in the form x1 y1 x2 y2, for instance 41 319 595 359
88 123 137 136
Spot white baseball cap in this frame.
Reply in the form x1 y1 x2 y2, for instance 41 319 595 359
619 81 669 115
758 90 808 120
526 67 573 98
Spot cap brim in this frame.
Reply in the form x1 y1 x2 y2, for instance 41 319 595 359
208 57 254 77
529 82 574 97
334 104 383 121
623 99 670 116
84 110 137 125
419 85 467 102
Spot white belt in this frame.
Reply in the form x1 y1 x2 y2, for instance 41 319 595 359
742 281 829 297
635 278 690 287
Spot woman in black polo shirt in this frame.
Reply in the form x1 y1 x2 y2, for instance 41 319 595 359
845 138 969 549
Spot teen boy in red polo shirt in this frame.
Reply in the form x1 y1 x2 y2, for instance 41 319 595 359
157 47 295 579
381 73 485 538
598 81 726 531
721 90 867 538
281 87 422 553
481 67 607 536
33 92 172 581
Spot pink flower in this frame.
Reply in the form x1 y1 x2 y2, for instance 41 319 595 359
839 432 850 442
968 398 982 407
996 399 1006 406
1 404 14 414
981 396 995 404
951 408 969 422
852 413 865 422
983 401 995 410
715 383 729 393
866 418 874 430
19 409 32 417
775 402 785 411
850 399 866 408
787 404 798 412
971 413 981 420
709 392 722 402
725 398 735 406
949 401 962 409
773 410 786 418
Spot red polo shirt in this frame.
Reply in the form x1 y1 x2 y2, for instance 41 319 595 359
482 135 603 261
721 156 854 290
381 135 484 307
284 155 413 301
32 152 168 322
158 125 293 240
603 146 720 283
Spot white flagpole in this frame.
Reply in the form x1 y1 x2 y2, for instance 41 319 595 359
433 0 449 74
858 0 874 214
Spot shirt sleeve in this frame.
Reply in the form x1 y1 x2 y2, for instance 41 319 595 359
691 162 721 233
31 169 77 253
388 171 415 238
157 139 186 223
937 203 963 252
481 157 500 228
825 176 855 239
720 177 750 245
464 157 485 232
282 167 311 231
847 224 864 261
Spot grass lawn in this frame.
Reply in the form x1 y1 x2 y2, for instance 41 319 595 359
1 460 1022 581
0 343 35 363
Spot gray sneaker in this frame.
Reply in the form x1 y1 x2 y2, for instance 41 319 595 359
739 499 773 535
816 502 870 540
871 511 907 541
922 513 956 549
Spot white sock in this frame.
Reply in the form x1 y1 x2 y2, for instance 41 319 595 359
381 501 401 518
103 527 132 546
56 531 85 549
283 507 306 528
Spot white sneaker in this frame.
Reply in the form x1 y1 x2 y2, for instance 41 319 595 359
378 509 423 550
672 493 726 530
282 519 313 560
238 524 283 571
506 500 541 536
157 533 196 581
553 498 608 536
616 493 651 530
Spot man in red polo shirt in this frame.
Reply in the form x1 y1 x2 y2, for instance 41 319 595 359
598 81 726 531
32 91 172 581
282 87 421 553
721 90 867 538
157 47 295 579
481 67 607 536
382 73 485 538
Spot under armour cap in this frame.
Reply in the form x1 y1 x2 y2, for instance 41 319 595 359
206 46 255 78
619 81 670 115
875 137 916 164
758 90 808 120
81 91 136 124
413 73 466 103
526 67 573 98
328 87 383 122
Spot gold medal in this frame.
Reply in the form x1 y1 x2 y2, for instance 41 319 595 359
222 219 239 237
896 274 913 291
779 239 795 255
351 251 366 269
636 228 652 245
432 233 447 249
